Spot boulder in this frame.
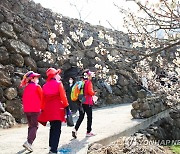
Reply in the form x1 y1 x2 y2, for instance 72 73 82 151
0 22 17 39
32 38 47 51
0 13 4 23
118 75 129 86
137 89 147 99
5 99 26 123
132 101 139 110
0 112 16 128
0 70 12 87
0 46 9 63
0 37 3 45
6 39 31 56
10 54 24 67
24 56 37 71
4 88 17 100
86 50 96 58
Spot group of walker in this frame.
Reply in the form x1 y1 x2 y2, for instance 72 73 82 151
20 68 96 154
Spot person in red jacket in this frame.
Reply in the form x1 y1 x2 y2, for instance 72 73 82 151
72 69 96 138
20 71 43 152
38 68 69 154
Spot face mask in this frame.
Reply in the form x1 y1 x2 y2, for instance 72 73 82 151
36 79 39 84
33 78 39 84
55 74 61 81
69 79 73 84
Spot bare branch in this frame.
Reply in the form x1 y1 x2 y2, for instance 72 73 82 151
134 40 180 63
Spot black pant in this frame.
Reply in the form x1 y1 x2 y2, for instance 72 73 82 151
75 104 92 133
49 120 61 153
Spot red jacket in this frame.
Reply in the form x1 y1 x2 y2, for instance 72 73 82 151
22 82 43 112
83 80 95 105
38 79 68 125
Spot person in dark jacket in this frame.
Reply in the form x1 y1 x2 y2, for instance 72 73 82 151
65 77 78 114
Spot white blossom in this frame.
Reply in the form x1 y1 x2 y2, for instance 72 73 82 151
84 36 93 46
95 57 101 61
50 33 56 39
107 54 115 61
95 47 100 54
175 67 180 76
95 64 102 69
76 30 84 38
102 67 109 73
62 38 69 45
64 49 71 55
173 57 180 66
98 74 103 79
98 31 104 39
108 74 118 85
100 49 107 55
175 51 179 56
132 42 143 48
70 31 79 42
54 20 64 34
77 60 83 68
105 34 116 45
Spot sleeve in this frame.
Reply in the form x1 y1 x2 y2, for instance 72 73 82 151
59 82 69 108
87 81 95 96
37 85 44 110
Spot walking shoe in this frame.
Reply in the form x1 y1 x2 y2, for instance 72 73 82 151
86 132 96 137
72 129 77 139
23 141 33 152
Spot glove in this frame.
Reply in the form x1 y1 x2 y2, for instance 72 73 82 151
65 106 71 116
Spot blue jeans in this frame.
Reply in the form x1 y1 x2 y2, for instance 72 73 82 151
25 112 40 144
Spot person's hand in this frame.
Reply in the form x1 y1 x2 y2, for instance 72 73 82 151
94 90 97 95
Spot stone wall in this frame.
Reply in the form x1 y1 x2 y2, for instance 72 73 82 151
0 0 140 123
88 107 180 154
141 106 180 141
131 90 169 118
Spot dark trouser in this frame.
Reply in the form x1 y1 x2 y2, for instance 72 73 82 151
49 120 61 153
75 104 92 133
69 100 78 113
25 112 40 144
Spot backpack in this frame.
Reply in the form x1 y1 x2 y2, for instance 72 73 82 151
71 80 85 103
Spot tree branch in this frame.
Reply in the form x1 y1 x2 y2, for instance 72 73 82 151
133 40 180 63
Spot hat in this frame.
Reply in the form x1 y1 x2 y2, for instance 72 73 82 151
26 71 40 78
20 71 40 87
84 69 95 78
46 68 62 81
87 71 95 77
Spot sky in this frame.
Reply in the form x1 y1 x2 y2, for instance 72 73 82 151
33 0 139 31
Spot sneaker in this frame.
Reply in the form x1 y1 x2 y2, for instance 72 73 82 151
86 132 96 137
72 129 77 139
23 141 33 152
